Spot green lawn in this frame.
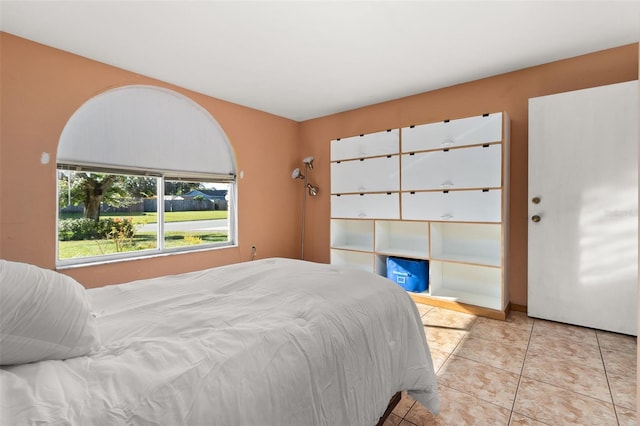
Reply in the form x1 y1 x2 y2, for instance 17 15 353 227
58 231 228 259
60 210 227 225
58 210 229 259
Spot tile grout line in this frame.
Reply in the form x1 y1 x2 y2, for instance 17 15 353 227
404 307 471 425
595 331 621 425
411 307 636 425
426 314 524 424
506 317 536 425
528 327 622 406
398 308 432 426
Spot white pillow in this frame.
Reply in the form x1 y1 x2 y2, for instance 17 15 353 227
0 260 101 365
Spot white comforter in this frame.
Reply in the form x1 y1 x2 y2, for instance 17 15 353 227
1 258 439 425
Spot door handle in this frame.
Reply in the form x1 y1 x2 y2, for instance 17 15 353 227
531 215 541 223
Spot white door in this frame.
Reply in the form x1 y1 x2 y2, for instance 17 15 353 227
528 81 638 335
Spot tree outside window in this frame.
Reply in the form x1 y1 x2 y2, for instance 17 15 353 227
57 169 231 263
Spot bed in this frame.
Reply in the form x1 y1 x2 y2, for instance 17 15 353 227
0 257 439 425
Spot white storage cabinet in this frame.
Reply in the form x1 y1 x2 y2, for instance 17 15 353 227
330 112 509 318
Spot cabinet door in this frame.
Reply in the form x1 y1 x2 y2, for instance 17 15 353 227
402 113 502 152
331 193 399 219
331 156 399 193
402 144 501 191
331 129 399 161
402 190 501 222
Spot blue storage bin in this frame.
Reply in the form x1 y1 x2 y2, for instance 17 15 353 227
386 257 428 293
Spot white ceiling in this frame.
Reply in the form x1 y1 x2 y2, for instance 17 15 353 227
1 1 639 121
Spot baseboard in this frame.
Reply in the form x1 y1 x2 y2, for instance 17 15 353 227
509 303 527 313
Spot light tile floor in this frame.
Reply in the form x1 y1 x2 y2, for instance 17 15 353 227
385 304 637 425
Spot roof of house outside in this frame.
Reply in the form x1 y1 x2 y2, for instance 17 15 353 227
184 189 227 199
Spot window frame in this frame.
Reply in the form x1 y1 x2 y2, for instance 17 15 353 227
55 85 239 268
56 164 237 268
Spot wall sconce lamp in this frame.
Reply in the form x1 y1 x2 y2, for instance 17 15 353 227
291 156 320 259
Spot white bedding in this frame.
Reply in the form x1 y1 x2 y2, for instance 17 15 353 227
1 258 439 425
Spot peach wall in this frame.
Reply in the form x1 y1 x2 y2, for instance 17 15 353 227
0 33 303 287
299 43 639 306
1 32 637 304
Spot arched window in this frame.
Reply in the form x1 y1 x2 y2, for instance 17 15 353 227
56 85 237 265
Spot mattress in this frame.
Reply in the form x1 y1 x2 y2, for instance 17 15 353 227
1 258 439 425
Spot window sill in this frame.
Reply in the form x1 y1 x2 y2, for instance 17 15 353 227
56 243 237 271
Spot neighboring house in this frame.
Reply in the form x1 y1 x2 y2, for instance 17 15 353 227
184 190 228 210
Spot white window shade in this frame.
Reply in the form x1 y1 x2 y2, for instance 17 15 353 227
57 85 236 179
